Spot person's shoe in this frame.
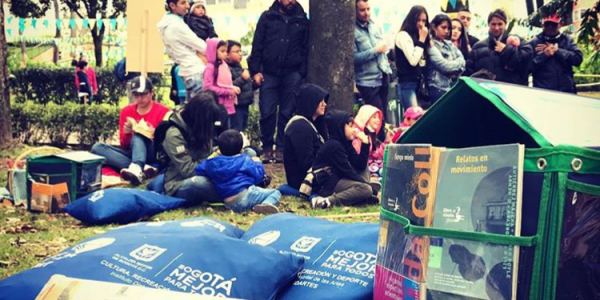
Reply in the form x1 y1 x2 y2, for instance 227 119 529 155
274 149 284 164
261 149 274 164
252 203 280 215
143 165 159 180
369 180 382 196
120 163 144 186
311 196 331 209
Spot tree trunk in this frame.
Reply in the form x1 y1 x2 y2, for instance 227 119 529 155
19 29 27 67
92 25 105 67
307 0 355 112
52 0 61 64
0 0 13 148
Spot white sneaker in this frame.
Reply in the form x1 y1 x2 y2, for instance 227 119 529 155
252 203 280 215
311 196 331 209
143 165 158 179
120 163 144 186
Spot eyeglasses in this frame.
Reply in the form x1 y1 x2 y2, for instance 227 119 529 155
229 50 243 54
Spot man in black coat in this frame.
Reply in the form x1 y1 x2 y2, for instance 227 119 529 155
466 9 533 86
529 15 583 94
248 0 309 163
458 8 479 48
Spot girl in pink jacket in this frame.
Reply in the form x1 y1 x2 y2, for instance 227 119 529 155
203 38 240 127
352 105 386 184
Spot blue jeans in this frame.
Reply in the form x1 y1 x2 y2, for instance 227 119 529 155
226 186 281 213
183 72 204 103
91 134 155 171
428 86 448 106
175 175 221 203
397 81 418 118
231 104 250 132
259 72 302 152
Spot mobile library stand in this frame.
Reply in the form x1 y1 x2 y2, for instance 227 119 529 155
376 78 600 300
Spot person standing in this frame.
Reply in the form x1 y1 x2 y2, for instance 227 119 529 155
466 9 532 86
354 0 392 141
457 8 479 48
529 14 583 93
227 40 254 132
158 0 208 101
248 0 309 163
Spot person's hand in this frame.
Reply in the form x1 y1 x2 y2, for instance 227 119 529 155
385 130 395 143
495 41 506 53
123 120 133 134
231 86 241 96
544 44 557 57
242 69 251 81
356 131 369 144
253 73 264 87
535 43 548 53
418 27 429 42
375 43 387 54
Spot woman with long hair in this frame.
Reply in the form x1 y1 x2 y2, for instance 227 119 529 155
395 5 430 113
451 18 471 60
427 14 465 104
162 91 223 203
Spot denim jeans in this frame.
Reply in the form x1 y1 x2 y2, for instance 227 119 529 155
428 85 448 106
259 72 302 152
91 134 155 171
174 175 221 203
226 186 281 213
183 72 204 103
396 81 418 118
231 104 250 132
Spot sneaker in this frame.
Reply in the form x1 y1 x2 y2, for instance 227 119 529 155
143 165 159 179
252 203 280 215
120 163 144 186
274 149 284 163
369 181 382 195
311 196 331 209
261 149 274 164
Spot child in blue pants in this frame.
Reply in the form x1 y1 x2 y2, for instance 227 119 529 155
195 130 280 214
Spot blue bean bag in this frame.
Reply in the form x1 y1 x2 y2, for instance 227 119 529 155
0 220 303 300
107 216 244 238
241 213 379 300
64 188 187 225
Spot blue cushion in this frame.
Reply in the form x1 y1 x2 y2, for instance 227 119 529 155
64 188 187 225
0 220 302 300
241 213 379 300
107 217 245 239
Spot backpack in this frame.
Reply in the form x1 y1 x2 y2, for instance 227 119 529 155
153 115 191 168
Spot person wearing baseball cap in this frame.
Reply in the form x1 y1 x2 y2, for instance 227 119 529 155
91 76 171 185
529 13 583 94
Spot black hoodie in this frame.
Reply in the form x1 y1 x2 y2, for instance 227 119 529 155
185 14 218 41
283 84 329 189
312 110 369 197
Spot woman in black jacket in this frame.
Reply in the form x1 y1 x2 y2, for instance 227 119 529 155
310 110 375 209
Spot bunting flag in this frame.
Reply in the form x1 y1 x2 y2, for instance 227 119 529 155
31 19 38 29
69 19 76 30
6 29 11 36
241 16 248 25
384 23 391 33
43 19 49 28
19 18 26 33
225 16 231 25
96 19 103 31
374 7 380 17
56 19 62 30
110 18 117 30
7 17 13 24
449 0 457 9
83 19 90 29
123 18 127 27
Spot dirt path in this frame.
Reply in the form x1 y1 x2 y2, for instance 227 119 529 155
31 48 55 63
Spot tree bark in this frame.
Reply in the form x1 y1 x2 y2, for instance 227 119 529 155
53 0 61 64
307 0 355 112
92 25 105 67
0 0 13 148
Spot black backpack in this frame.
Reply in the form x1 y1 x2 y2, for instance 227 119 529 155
154 115 191 168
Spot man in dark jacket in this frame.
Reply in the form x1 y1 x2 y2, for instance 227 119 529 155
248 0 309 163
458 8 479 48
227 40 254 131
466 9 533 85
529 15 583 94
283 84 328 190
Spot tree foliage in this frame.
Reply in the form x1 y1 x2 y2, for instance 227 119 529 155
8 0 51 18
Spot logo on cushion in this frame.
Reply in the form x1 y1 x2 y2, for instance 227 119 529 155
130 244 167 262
181 220 227 232
34 238 116 268
291 236 322 253
248 230 281 246
89 190 105 202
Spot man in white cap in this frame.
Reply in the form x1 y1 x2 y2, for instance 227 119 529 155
91 76 171 185
158 0 208 101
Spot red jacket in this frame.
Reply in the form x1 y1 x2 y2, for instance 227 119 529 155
119 102 170 150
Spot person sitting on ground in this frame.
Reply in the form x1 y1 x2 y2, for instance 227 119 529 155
185 0 218 41
162 91 223 203
392 106 425 143
310 110 375 209
353 104 386 186
283 83 329 190
195 129 281 214
91 76 170 185
227 40 254 132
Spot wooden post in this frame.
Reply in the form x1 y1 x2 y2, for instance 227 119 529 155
126 0 164 76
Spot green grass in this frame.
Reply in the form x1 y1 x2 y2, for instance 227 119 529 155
0 151 380 279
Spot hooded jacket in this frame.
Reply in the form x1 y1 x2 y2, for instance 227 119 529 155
530 32 583 93
283 84 328 190
466 32 533 85
352 105 385 159
195 154 265 199
312 111 368 197
163 109 212 196
248 1 309 77
185 13 218 41
203 38 236 115
157 13 207 77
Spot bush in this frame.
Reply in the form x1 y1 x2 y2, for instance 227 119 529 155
11 102 120 147
11 66 164 105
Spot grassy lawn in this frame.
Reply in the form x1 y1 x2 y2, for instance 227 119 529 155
0 145 380 280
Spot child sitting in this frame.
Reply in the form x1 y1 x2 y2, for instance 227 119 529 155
392 106 425 143
195 129 280 214
352 105 386 186
185 0 218 41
